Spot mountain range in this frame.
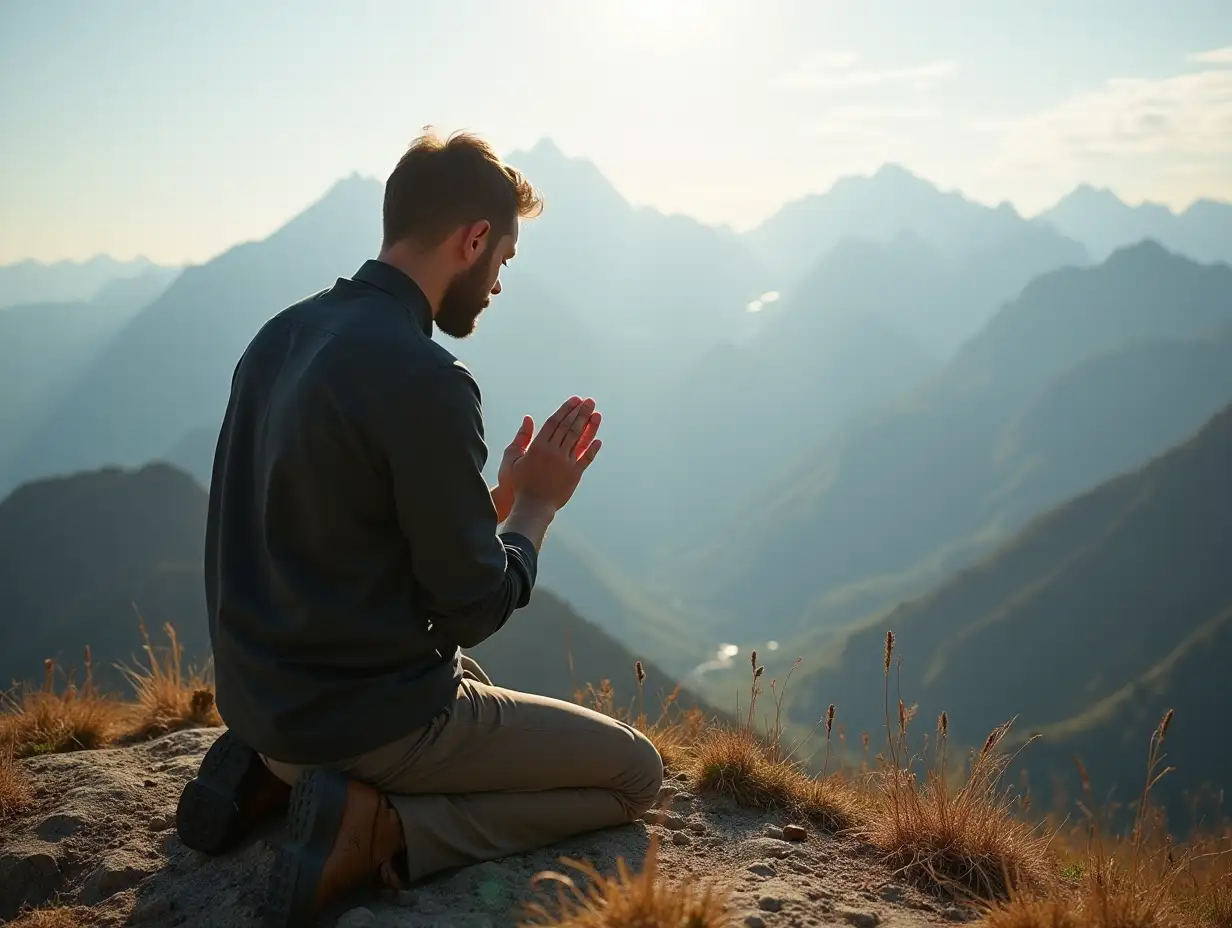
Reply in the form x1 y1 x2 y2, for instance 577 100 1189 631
0 266 181 471
0 154 1093 569
0 255 174 310
783 402 1232 822
1039 184 1232 266
659 241 1232 647
3 146 1231 708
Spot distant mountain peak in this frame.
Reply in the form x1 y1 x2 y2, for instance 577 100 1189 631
1103 237 1176 265
825 162 936 197
871 162 926 185
270 173 383 245
1050 184 1179 219
523 137 567 160
1069 182 1114 199
506 139 629 213
319 172 381 202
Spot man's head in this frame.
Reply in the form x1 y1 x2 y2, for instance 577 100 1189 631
380 129 543 338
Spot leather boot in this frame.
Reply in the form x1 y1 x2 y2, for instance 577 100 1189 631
264 768 406 928
176 729 292 854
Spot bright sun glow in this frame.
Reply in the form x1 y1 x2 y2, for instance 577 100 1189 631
621 0 704 32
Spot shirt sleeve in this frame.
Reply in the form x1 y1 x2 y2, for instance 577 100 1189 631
377 359 538 650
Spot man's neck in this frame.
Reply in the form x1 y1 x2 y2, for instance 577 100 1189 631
375 246 444 318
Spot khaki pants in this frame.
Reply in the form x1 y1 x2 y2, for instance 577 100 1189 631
263 656 664 883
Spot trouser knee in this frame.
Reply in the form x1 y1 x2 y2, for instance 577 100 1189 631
622 729 665 817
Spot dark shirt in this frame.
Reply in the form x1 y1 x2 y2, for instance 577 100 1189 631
205 259 538 764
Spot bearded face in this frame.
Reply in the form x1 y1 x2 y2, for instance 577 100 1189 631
435 242 500 339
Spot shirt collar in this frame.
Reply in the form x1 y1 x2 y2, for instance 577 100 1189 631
352 259 433 336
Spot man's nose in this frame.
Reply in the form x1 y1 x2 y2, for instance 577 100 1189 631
491 279 502 295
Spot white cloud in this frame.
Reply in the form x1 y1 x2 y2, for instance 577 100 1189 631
774 52 957 93
1188 46 1232 65
983 57 1232 163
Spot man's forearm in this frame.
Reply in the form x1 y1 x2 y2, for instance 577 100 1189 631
503 496 556 552
491 484 514 524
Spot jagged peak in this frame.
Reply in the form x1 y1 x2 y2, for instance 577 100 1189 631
505 139 630 213
1103 237 1178 264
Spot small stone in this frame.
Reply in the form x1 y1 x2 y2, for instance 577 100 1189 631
764 824 784 839
748 836 794 858
758 896 783 912
744 917 766 928
878 884 906 903
147 816 172 832
143 779 156 788
641 810 686 830
944 906 966 921
394 890 416 906
335 907 378 928
658 785 680 801
747 862 777 877
671 831 692 847
782 823 808 842
837 908 880 928
687 820 707 835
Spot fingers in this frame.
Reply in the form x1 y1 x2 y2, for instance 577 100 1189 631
577 438 602 470
572 411 602 459
537 396 581 445
511 415 534 452
550 396 595 448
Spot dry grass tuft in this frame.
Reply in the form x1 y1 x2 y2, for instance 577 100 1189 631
0 620 222 763
6 906 96 928
981 895 1086 928
0 739 31 822
520 838 731 928
860 720 1055 902
0 651 124 758
982 711 1232 928
691 726 861 831
115 620 222 742
859 630 1055 903
687 652 863 832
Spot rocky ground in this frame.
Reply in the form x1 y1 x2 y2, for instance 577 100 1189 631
0 728 974 927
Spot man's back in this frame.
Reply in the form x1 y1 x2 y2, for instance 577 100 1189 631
206 260 535 764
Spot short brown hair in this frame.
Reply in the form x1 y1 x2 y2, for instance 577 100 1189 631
382 128 543 249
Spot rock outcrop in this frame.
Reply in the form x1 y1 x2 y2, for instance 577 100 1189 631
0 728 964 927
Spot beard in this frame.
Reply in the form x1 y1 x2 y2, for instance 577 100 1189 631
435 254 494 339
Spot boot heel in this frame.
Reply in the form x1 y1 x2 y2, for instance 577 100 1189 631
264 769 349 928
176 730 268 853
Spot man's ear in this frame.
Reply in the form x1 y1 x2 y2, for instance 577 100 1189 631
460 219 492 265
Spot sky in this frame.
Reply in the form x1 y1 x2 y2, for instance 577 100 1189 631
1 0 1230 265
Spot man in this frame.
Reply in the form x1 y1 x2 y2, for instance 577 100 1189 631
175 130 664 928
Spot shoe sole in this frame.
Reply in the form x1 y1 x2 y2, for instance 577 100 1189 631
176 729 270 854
264 768 349 928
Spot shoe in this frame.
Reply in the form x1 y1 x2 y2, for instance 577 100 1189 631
263 769 406 928
175 729 292 854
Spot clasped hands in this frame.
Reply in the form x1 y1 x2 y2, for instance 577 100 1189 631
491 396 603 523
